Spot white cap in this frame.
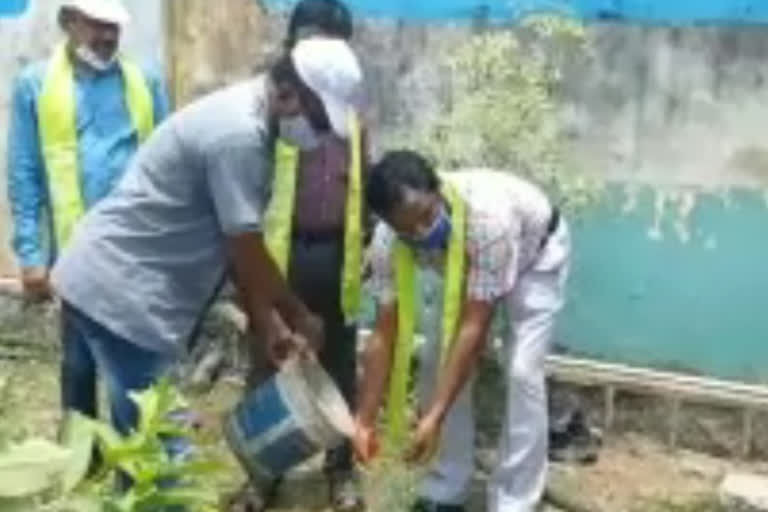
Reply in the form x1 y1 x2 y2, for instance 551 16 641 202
291 38 363 139
60 0 130 26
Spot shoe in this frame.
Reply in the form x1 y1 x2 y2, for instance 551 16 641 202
328 471 363 512
411 498 466 512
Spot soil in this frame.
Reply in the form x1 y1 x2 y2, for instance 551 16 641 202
4 357 767 512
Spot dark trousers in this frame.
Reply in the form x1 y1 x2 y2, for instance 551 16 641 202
246 235 358 474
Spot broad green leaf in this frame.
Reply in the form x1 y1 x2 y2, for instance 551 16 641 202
140 486 219 508
111 488 140 512
0 496 38 512
88 420 123 454
0 438 72 497
129 387 160 436
54 495 103 512
60 412 96 492
157 459 227 480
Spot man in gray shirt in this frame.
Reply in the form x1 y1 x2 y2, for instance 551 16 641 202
50 39 363 447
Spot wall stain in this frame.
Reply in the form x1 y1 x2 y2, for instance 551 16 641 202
621 185 639 214
642 188 707 245
673 190 696 244
647 190 667 241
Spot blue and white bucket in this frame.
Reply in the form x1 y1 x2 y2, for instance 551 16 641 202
224 356 354 485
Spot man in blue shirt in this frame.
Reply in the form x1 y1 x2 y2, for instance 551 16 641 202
6 0 169 425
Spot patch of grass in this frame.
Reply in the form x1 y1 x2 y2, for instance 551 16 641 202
633 494 726 512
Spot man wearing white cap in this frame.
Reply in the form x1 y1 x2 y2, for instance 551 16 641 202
6 0 168 427
48 39 363 457
236 2 368 509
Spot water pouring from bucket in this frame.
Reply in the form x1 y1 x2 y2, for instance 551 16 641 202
224 353 355 488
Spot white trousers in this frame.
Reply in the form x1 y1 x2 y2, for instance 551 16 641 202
417 221 570 512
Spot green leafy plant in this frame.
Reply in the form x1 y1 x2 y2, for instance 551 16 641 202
360 441 425 512
0 379 224 512
392 13 601 213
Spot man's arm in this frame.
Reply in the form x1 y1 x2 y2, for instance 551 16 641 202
146 65 171 125
208 133 321 356
355 303 398 427
353 224 398 461
226 231 314 340
352 302 397 462
7 70 50 299
409 223 516 461
420 299 494 426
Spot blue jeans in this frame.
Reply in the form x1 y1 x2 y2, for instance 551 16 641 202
60 303 191 511
60 302 177 436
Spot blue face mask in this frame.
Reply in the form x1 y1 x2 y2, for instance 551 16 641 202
408 206 452 250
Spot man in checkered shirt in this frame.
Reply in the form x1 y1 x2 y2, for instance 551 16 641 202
354 151 571 512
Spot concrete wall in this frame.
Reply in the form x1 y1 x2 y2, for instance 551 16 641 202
352 22 768 190
352 20 768 382
263 0 768 23
2 1 768 381
0 0 166 275
563 25 768 189
166 0 269 107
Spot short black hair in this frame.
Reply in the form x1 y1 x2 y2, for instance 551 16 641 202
269 53 302 87
269 54 331 132
285 0 353 49
366 150 440 218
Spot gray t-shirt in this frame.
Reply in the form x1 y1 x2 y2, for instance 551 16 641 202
51 77 273 355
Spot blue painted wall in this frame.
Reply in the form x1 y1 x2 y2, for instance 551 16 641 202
263 0 768 23
557 185 768 383
0 0 28 17
359 184 768 383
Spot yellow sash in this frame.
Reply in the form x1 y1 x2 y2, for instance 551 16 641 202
385 180 467 444
264 113 363 323
37 43 154 250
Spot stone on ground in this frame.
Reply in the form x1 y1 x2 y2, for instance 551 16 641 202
719 472 768 511
679 450 727 481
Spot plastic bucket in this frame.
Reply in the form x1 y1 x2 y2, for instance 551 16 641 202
224 356 354 485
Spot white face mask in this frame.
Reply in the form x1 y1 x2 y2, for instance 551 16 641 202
74 44 117 72
279 115 321 151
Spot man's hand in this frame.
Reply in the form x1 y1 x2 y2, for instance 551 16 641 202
21 266 51 303
406 411 442 465
264 310 324 366
291 308 324 354
227 233 320 358
406 300 494 465
265 310 295 365
352 419 379 465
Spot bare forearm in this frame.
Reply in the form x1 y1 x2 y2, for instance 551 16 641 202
427 321 488 423
227 233 305 330
356 329 395 426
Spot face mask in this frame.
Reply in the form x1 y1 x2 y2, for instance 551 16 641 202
74 44 117 72
279 115 321 151
407 206 452 251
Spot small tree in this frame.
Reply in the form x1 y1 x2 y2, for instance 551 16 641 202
394 14 600 213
